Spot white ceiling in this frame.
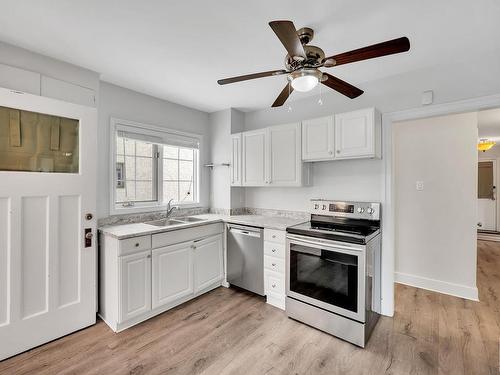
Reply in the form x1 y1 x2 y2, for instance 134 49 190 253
0 0 498 112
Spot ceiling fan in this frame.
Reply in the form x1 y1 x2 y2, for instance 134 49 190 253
217 20 410 107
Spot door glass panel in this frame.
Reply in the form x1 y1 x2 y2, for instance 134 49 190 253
289 243 358 312
0 105 79 173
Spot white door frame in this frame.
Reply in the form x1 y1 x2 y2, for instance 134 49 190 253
381 93 500 316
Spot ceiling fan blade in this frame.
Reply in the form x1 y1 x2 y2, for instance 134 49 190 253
325 37 410 67
321 73 363 99
269 20 306 60
272 83 293 107
217 69 287 85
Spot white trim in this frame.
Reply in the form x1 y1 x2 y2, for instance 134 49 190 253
382 93 500 316
395 272 479 301
109 117 203 215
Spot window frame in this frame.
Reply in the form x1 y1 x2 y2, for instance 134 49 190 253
109 118 202 215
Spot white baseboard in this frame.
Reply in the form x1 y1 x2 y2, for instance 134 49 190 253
395 272 479 301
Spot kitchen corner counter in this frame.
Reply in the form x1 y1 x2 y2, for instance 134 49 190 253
99 214 307 239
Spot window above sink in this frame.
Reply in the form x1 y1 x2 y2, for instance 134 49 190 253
110 118 202 215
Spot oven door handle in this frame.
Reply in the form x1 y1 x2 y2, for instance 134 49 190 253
287 234 364 253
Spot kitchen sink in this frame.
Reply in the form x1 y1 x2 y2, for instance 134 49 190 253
145 219 185 227
176 216 207 223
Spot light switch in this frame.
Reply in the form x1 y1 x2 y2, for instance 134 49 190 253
416 181 424 191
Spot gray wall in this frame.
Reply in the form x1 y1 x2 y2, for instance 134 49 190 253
97 82 210 219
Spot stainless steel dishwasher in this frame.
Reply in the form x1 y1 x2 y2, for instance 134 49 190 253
226 224 264 296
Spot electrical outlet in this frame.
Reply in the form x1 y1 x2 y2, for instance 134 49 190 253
416 181 424 191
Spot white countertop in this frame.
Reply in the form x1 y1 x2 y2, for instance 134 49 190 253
99 214 307 239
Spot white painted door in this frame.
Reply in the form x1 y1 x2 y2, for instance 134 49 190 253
119 250 152 322
0 87 97 361
152 242 194 309
477 160 496 231
194 235 223 292
242 129 268 186
268 123 302 186
334 108 375 159
302 116 335 161
230 133 242 186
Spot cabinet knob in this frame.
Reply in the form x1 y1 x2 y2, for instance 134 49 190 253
272 284 276 288
147 254 151 259
135 243 139 247
272 263 276 267
272 248 276 252
336 150 340 154
328 151 333 155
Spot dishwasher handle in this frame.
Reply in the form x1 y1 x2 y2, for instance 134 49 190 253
228 225 262 238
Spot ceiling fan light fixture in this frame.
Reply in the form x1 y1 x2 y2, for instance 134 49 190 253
289 69 322 92
478 139 496 152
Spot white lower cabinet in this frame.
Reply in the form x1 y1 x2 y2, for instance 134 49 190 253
152 242 194 309
194 235 224 292
99 224 224 332
119 250 152 322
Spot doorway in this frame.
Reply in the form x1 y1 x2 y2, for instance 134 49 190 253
477 160 496 231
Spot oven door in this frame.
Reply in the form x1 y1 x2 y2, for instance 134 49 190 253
286 234 366 322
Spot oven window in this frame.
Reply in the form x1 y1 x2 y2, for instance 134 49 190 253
290 243 358 312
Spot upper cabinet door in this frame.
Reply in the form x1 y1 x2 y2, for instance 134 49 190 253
242 129 268 186
268 123 302 186
334 108 381 159
230 133 242 186
302 116 334 161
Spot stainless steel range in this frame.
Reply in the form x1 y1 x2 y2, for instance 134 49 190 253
285 199 381 347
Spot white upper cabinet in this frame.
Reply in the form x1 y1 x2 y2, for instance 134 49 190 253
268 123 303 186
230 133 242 186
194 235 224 292
302 116 335 161
242 129 268 186
334 108 381 159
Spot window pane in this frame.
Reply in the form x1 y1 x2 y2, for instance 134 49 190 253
116 137 125 155
136 181 154 201
163 145 178 158
125 156 136 179
136 142 152 157
124 138 135 156
179 181 194 202
179 160 193 181
0 106 79 173
179 148 193 160
136 157 153 180
123 181 136 201
163 158 178 180
163 181 179 202
116 186 127 203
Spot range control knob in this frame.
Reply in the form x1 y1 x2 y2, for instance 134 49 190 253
367 207 375 215
322 205 327 210
357 207 365 214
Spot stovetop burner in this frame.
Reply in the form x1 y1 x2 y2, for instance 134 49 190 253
286 200 381 245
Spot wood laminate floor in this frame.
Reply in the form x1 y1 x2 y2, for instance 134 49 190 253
1 240 499 375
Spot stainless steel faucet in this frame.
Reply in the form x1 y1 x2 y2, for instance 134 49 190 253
166 199 178 218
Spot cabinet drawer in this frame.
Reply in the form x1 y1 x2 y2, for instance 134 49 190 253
152 223 223 249
264 241 285 259
118 235 152 256
264 229 286 244
264 255 284 274
265 270 285 295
